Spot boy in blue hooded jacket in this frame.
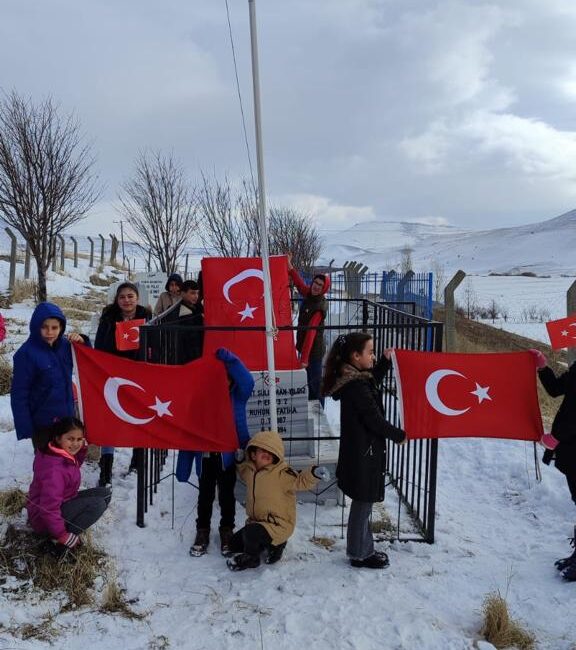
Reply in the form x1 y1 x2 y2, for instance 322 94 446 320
176 348 254 556
11 302 87 445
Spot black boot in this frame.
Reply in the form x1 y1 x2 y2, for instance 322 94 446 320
219 526 234 557
227 552 260 571
555 526 576 572
98 453 114 487
265 542 286 565
190 529 210 557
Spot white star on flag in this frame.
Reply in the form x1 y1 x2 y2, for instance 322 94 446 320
561 330 568 337
123 333 129 339
470 383 491 404
238 302 257 322
149 397 173 418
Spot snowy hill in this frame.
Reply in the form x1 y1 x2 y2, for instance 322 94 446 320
319 209 576 276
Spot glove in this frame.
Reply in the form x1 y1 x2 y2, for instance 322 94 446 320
542 449 554 466
235 449 246 463
56 532 80 549
528 348 547 370
313 466 331 481
216 348 234 362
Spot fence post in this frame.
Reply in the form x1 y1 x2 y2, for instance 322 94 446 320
58 234 65 271
87 237 95 267
568 280 576 367
4 227 17 291
185 253 189 278
98 234 105 266
24 243 31 279
109 234 118 264
70 236 78 268
444 270 466 352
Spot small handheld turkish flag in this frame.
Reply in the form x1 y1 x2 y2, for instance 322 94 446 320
392 350 543 441
115 319 146 351
545 314 576 350
72 344 236 450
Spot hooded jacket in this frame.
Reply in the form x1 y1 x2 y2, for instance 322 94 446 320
290 268 331 364
27 443 87 539
11 303 75 440
237 430 318 545
175 348 255 480
326 356 406 502
154 273 184 316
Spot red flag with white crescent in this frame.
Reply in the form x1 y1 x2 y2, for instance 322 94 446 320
72 343 236 450
545 313 576 350
115 319 146 351
201 255 299 370
392 350 543 441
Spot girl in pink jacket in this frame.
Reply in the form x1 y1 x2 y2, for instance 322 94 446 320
27 417 111 559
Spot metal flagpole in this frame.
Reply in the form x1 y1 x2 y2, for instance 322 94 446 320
248 0 278 432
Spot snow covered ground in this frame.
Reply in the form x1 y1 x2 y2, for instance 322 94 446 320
1 255 575 649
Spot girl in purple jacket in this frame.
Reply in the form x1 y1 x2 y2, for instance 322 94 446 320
27 418 111 559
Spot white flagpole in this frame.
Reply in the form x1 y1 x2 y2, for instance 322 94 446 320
248 0 278 432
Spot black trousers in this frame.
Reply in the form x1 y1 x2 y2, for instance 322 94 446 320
228 523 272 557
566 473 576 506
196 454 237 530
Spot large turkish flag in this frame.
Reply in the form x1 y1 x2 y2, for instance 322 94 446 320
72 344 236 450
201 255 299 370
392 350 543 441
545 314 576 350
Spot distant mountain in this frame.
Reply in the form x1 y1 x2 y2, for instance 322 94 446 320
319 210 576 276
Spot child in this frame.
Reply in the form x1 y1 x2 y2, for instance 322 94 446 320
176 348 254 556
154 273 183 316
530 349 576 581
27 417 111 559
322 332 406 569
11 302 87 444
226 429 329 571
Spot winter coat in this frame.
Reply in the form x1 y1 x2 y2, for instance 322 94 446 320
175 348 255 480
27 443 87 539
95 304 151 360
538 363 576 476
238 430 318 545
11 303 75 440
327 357 406 502
154 291 181 317
290 268 331 364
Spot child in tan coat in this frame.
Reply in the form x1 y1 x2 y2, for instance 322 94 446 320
226 430 329 571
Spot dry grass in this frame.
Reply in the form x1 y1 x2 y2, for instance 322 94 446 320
0 292 11 308
0 353 12 395
100 573 145 620
371 504 396 537
11 278 37 303
0 487 27 517
480 592 536 649
310 535 335 550
89 273 116 287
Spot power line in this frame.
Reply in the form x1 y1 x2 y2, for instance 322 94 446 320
224 0 256 188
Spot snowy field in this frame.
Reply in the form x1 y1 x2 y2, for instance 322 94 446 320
0 261 575 648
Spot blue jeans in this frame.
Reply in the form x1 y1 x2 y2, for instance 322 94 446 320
347 500 374 560
306 358 324 407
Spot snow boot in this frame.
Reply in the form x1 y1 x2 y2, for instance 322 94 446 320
265 542 286 565
190 528 210 557
562 561 576 582
98 453 114 487
554 526 576 572
350 553 390 569
227 552 260 572
219 526 234 557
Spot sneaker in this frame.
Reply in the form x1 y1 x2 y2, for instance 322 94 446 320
190 529 210 557
227 553 260 572
265 542 286 565
555 529 576 571
39 540 77 563
350 553 390 569
219 526 234 557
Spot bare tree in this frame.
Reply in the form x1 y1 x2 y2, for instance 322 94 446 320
118 151 197 274
267 207 322 271
400 246 413 274
0 92 99 301
431 259 446 303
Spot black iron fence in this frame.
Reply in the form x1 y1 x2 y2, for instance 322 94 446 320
134 299 442 542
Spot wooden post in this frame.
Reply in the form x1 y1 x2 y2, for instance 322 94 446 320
98 234 105 266
87 237 95 267
568 280 576 367
58 234 65 271
444 270 466 352
70 236 78 268
24 243 31 279
109 234 118 264
4 227 17 291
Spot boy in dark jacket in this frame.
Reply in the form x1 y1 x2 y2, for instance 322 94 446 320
176 348 254 556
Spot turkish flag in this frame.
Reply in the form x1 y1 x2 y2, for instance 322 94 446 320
392 350 543 441
72 344 236 451
115 319 146 351
201 255 299 370
545 314 576 350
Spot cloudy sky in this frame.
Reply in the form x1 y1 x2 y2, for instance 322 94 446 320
2 0 576 239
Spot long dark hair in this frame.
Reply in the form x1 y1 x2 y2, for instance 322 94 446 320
35 417 85 452
321 332 372 395
101 282 141 321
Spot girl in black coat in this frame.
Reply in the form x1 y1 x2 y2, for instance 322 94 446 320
323 332 406 569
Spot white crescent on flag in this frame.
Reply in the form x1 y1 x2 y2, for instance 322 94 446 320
103 377 173 425
222 269 264 304
425 369 470 417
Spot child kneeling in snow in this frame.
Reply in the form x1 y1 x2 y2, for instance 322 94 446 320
226 430 329 571
27 417 111 560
